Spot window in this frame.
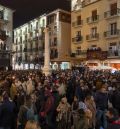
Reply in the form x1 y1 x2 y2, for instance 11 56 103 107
76 31 81 36
20 30 22 35
25 27 27 33
76 47 81 55
109 42 118 56
110 23 117 35
16 38 18 44
20 45 22 52
92 10 97 21
110 3 117 16
16 46 18 52
31 24 33 31
36 22 38 29
42 19 45 26
91 27 97 37
77 16 81 25
54 37 57 46
20 37 22 43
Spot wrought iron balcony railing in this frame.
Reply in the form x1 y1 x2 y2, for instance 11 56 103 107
104 30 120 38
86 33 99 41
104 8 120 18
87 15 99 24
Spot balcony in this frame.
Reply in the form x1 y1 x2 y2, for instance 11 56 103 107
87 15 99 24
50 42 57 47
50 54 58 59
27 49 33 53
75 50 87 56
28 38 32 42
23 40 27 44
23 31 27 35
33 36 39 41
32 48 39 52
17 50 22 53
23 48 27 52
72 36 83 43
108 50 120 58
104 8 120 19
34 28 39 33
72 20 83 27
86 33 99 41
104 30 120 38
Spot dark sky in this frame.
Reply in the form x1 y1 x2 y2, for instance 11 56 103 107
0 0 70 28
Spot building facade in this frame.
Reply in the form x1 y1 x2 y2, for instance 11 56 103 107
71 0 120 70
0 5 13 70
13 15 46 70
13 9 71 70
47 9 71 70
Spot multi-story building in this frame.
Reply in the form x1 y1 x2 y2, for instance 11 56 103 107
0 4 13 70
71 0 120 69
13 9 71 70
13 14 46 70
47 9 71 70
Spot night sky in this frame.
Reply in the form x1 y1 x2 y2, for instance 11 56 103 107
0 0 70 28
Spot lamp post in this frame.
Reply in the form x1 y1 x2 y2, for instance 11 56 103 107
42 27 51 76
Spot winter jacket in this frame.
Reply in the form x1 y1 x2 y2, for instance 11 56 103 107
95 91 108 110
0 100 16 128
111 90 120 110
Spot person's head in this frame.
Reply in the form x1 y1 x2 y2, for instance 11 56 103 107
61 97 67 104
85 94 93 102
73 96 78 102
100 84 107 92
31 93 36 103
106 108 119 119
25 120 41 129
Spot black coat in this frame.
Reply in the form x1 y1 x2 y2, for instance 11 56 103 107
111 90 120 110
95 91 108 110
0 99 17 128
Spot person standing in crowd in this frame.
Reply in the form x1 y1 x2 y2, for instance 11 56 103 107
95 84 108 129
110 86 120 115
18 95 35 129
26 77 34 95
0 91 17 129
75 109 88 129
25 120 41 129
71 96 79 129
85 94 96 129
56 97 71 129
10 80 17 100
39 86 54 129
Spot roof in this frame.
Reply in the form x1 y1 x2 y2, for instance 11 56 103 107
46 8 71 16
0 4 15 12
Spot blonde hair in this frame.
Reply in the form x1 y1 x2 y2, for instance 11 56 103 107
25 120 41 129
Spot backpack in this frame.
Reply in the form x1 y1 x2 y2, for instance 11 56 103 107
24 105 35 121
27 107 35 120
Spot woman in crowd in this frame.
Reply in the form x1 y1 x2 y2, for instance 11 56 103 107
25 120 41 129
85 94 96 129
56 97 71 129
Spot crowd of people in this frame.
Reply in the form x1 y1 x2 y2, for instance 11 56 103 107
0 67 120 129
